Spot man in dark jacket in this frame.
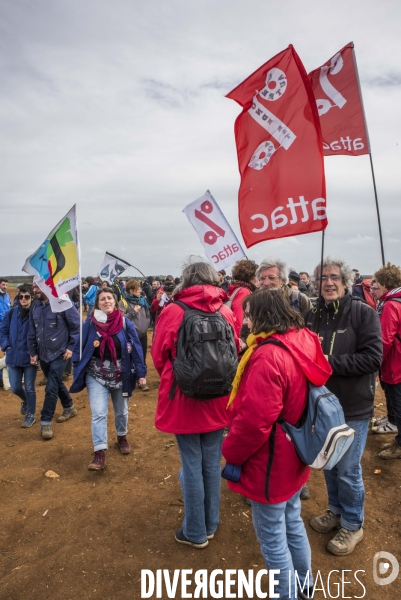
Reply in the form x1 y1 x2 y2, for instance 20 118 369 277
305 258 382 556
27 283 80 440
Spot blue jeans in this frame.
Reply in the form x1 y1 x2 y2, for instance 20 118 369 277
324 418 369 530
384 383 401 445
40 356 74 424
175 430 224 544
7 365 38 415
252 490 312 599
85 374 129 451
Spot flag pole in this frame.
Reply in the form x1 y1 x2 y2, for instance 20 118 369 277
79 277 83 360
368 153 386 266
351 43 386 266
315 229 325 335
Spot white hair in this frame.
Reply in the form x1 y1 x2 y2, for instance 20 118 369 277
311 256 354 294
256 257 288 284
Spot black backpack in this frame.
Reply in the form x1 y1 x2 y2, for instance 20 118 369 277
169 300 238 400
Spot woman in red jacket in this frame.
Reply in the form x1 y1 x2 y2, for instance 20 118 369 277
222 288 331 599
373 263 401 458
151 262 239 549
226 259 258 352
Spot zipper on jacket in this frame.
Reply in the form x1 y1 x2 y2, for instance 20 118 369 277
329 332 336 356
311 393 332 433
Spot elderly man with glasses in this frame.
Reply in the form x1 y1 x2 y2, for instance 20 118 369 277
304 257 382 556
256 258 312 316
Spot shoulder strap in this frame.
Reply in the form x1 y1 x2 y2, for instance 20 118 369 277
350 298 362 333
226 287 242 309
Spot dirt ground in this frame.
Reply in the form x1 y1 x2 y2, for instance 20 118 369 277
0 299 400 598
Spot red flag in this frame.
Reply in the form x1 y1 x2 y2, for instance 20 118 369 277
309 42 369 156
227 45 326 248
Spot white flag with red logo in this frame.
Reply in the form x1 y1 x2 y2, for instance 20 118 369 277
309 42 369 156
227 45 326 248
183 190 246 271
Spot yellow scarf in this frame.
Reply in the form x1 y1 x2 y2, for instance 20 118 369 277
227 330 275 407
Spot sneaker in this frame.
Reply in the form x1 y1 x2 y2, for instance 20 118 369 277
117 435 131 455
56 406 77 423
138 384 150 392
372 421 397 434
310 510 340 533
174 529 208 549
372 415 388 427
41 424 53 439
20 402 27 415
88 450 106 471
379 440 401 459
327 526 363 556
300 484 310 500
22 413 36 428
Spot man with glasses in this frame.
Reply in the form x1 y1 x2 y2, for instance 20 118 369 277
27 282 80 439
256 258 312 316
305 258 382 556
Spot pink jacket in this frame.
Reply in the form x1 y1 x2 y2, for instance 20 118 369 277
379 288 401 384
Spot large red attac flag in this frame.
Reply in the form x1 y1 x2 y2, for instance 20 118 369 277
227 45 326 248
309 42 369 156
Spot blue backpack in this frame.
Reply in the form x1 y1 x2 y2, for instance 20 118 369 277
260 339 355 471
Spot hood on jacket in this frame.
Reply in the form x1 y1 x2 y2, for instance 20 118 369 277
174 285 225 313
268 327 332 387
382 287 401 302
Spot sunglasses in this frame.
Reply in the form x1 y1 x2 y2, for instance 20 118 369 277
19 294 31 300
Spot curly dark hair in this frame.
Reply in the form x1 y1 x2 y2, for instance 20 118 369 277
243 288 304 334
231 259 258 283
374 263 401 290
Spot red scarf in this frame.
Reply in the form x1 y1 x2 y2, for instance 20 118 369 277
91 310 123 376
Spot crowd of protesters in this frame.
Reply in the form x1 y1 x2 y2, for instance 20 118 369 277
1 255 401 598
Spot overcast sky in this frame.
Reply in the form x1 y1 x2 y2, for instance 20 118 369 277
1 0 400 278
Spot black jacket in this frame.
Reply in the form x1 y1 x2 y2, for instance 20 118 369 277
304 292 382 420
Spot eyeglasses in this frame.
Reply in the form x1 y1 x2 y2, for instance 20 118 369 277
19 294 31 300
258 275 280 282
319 275 342 282
371 287 380 291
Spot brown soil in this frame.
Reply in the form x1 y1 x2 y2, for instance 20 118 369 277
0 297 400 598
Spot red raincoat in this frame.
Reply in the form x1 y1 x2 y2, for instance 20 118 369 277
379 288 401 384
222 327 332 504
151 285 239 434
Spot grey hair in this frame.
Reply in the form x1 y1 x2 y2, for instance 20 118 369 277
311 256 354 294
256 257 288 284
174 260 220 294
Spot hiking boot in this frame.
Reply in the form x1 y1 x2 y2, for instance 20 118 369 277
327 526 363 556
22 413 36 428
310 510 340 533
62 373 70 382
88 450 106 471
56 406 77 423
138 384 149 391
41 424 53 439
174 529 208 549
20 402 27 415
372 421 397 434
300 484 310 500
117 435 131 454
379 440 401 459
38 377 48 386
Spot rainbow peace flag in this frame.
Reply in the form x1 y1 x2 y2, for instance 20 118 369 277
23 205 80 312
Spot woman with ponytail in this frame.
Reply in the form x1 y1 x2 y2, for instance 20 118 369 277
70 287 147 471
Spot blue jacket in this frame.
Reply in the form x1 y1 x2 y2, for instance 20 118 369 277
0 306 32 367
83 285 98 307
0 292 11 322
70 317 147 397
27 301 81 362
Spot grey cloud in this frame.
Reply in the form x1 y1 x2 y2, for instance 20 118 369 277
362 72 401 87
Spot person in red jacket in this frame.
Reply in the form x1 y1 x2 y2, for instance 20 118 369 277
151 261 239 549
226 259 258 352
222 288 331 599
373 263 401 458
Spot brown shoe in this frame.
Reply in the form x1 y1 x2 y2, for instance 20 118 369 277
117 435 131 454
38 377 48 386
56 406 77 423
88 450 106 471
